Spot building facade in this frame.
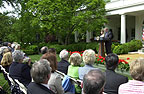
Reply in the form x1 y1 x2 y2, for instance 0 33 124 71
106 0 144 43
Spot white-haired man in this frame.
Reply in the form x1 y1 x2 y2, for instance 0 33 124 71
27 59 54 94
57 49 70 74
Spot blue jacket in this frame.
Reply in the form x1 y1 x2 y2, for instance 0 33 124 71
78 64 100 80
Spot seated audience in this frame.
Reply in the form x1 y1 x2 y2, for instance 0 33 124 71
119 57 144 94
82 69 105 94
27 59 55 94
41 53 64 94
104 53 128 94
9 50 31 87
67 53 82 93
78 49 100 80
40 46 48 54
57 49 70 74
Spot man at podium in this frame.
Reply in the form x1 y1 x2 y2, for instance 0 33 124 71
104 27 113 55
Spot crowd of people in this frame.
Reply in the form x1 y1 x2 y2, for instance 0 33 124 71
0 42 144 94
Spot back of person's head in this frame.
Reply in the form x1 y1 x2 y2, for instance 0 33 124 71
69 53 82 66
83 69 105 94
31 59 51 84
104 27 109 32
48 48 56 55
130 57 144 81
40 46 48 54
3 48 10 54
12 50 24 62
59 49 69 60
105 53 119 70
83 49 96 65
3 42 8 46
41 53 57 73
15 44 20 50
8 43 11 47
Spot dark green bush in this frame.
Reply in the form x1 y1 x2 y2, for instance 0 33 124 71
23 45 38 55
49 44 65 54
23 50 35 55
113 40 142 55
86 42 99 53
66 43 87 52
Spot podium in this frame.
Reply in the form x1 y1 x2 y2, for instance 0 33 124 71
94 37 105 57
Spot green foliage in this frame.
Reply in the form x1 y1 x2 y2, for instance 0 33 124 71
113 40 142 55
66 43 87 52
49 44 65 54
26 0 107 44
23 45 38 55
23 42 99 55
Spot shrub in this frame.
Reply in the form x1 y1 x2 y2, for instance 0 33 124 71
49 44 65 54
66 43 86 52
86 42 99 52
23 50 35 55
23 45 38 55
113 40 142 55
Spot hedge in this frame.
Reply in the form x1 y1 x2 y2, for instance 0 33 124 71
113 40 142 55
22 40 142 55
22 42 99 55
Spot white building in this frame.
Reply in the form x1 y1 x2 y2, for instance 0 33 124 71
106 0 144 43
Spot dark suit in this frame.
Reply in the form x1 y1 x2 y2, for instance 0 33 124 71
57 59 70 74
104 70 128 94
104 31 113 55
9 62 31 86
27 82 55 94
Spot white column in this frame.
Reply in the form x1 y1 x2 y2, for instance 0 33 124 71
75 31 78 43
121 14 126 44
86 31 90 43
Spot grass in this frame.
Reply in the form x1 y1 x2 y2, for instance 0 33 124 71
0 73 10 93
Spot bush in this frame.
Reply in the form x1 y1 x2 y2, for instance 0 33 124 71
23 50 35 55
23 45 38 55
49 44 65 54
66 43 87 52
113 40 142 55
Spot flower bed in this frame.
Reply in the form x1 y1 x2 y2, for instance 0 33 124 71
68 51 130 72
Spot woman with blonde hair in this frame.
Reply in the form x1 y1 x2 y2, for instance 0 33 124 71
78 49 100 80
67 53 82 94
119 57 144 94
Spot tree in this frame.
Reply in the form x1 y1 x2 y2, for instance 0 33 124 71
0 13 17 42
23 0 107 45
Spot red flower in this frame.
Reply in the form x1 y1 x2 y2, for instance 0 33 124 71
103 58 105 61
99 56 102 59
124 61 128 64
81 54 83 56
97 59 100 61
119 59 122 64
101 60 103 62
127 58 130 60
